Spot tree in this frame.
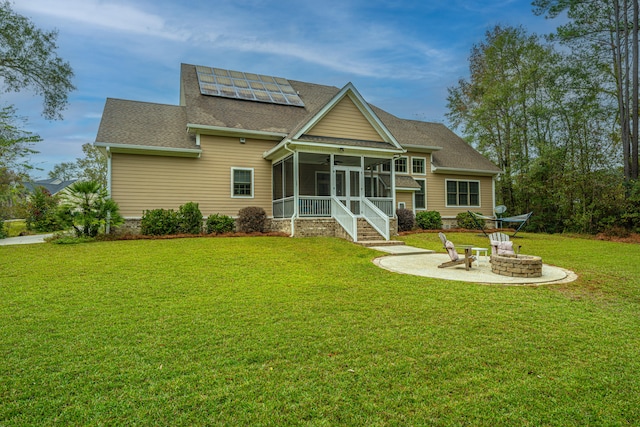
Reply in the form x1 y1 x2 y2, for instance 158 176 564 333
447 24 621 233
534 0 640 182
49 143 107 187
0 1 75 120
58 181 122 237
447 26 559 211
0 1 75 216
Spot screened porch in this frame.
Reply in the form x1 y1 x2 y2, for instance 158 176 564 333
272 152 395 219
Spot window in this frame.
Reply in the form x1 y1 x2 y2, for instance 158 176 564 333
446 180 479 206
232 167 254 198
395 156 408 174
412 157 426 175
415 179 426 209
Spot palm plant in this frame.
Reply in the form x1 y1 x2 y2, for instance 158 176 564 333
58 181 122 237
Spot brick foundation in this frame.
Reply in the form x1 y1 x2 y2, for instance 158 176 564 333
491 254 542 278
116 216 398 240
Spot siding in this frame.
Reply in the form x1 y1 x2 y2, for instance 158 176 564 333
307 96 383 141
111 135 275 217
394 151 495 218
427 173 494 218
396 192 413 210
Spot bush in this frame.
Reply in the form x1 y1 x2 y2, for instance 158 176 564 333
206 213 235 234
178 202 203 234
456 212 479 229
141 208 179 236
25 186 63 232
236 206 266 233
0 219 7 239
396 208 415 232
416 211 442 230
57 181 123 237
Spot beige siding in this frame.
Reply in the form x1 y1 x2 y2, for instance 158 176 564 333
396 192 413 211
307 96 383 141
427 173 494 218
394 151 495 218
111 135 275 218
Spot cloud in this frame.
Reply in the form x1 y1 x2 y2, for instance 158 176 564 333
15 0 188 41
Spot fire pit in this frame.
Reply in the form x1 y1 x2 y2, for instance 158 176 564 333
491 254 542 278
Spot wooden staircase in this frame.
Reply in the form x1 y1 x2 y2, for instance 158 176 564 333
355 218 404 247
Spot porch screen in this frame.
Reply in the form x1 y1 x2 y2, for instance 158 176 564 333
272 155 294 200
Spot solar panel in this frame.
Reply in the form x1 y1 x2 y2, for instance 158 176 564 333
196 65 304 107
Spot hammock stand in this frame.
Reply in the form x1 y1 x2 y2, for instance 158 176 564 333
468 211 533 237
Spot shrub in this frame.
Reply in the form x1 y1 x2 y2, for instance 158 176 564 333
456 211 479 229
237 206 266 233
0 219 7 239
140 208 179 236
416 210 442 230
25 186 63 232
178 202 203 234
396 208 415 232
57 181 123 237
206 213 235 234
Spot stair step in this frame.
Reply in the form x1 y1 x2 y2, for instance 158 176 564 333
357 240 405 247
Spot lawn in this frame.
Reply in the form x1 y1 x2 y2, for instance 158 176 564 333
1 233 639 426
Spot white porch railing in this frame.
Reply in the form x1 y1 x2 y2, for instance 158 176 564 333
299 196 331 217
332 196 357 242
367 197 394 217
363 198 390 240
273 196 295 218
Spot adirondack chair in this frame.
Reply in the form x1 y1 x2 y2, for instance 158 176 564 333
488 232 521 256
438 232 475 270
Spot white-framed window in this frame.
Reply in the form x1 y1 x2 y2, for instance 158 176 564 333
231 167 254 198
395 156 408 174
414 178 426 210
398 201 406 209
412 157 426 175
446 179 480 207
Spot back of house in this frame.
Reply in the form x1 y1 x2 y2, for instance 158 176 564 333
94 63 501 241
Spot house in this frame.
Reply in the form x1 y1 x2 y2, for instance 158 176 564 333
94 63 501 242
22 178 77 196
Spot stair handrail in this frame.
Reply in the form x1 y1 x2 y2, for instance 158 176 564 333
331 196 358 242
362 197 390 241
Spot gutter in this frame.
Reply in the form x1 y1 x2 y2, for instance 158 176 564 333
95 142 202 158
431 165 501 176
186 123 287 140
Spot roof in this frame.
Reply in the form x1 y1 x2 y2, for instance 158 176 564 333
96 99 195 150
23 178 77 195
95 63 500 174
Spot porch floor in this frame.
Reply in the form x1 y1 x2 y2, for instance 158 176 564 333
371 246 577 286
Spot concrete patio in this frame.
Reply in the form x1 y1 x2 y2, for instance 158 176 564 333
371 245 577 286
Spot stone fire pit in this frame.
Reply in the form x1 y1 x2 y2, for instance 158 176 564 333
491 254 542 278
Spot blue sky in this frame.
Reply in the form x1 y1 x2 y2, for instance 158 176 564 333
11 0 559 178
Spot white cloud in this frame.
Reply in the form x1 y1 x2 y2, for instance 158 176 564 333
15 0 189 41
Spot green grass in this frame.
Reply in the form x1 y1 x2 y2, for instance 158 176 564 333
1 233 639 425
4 220 27 238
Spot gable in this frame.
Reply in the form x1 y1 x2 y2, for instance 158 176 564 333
305 96 384 142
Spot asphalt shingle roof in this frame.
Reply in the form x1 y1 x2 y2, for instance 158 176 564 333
95 63 500 174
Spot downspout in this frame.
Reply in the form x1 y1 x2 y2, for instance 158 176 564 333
283 141 297 237
106 146 112 196
105 146 112 234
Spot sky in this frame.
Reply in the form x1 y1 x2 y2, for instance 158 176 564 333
9 0 561 179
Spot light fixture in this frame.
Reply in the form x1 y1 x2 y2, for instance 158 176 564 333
240 138 246 144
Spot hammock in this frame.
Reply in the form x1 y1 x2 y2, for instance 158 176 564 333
468 211 533 237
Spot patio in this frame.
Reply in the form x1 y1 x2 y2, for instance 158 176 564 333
372 245 577 286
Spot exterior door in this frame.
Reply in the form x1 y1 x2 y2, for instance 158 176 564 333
334 166 362 215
